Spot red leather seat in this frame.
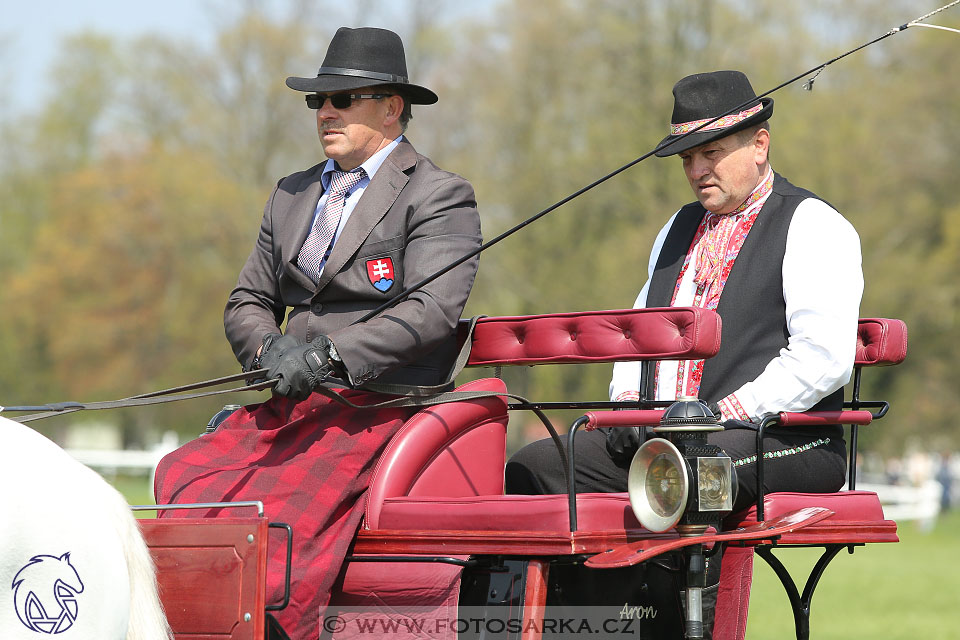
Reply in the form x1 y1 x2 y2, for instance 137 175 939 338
730 490 886 524
725 491 898 546
377 492 641 532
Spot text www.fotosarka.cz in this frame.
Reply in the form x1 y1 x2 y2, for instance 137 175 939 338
319 605 660 638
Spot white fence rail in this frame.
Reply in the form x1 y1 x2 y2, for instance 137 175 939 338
855 480 943 527
66 433 179 488
65 444 949 529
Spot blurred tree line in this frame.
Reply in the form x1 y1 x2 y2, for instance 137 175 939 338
1 0 956 456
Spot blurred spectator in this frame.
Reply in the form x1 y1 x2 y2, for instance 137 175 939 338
936 452 953 512
885 456 903 485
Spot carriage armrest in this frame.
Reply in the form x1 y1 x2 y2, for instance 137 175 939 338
773 410 874 427
856 318 907 367
465 307 721 366
582 410 665 430
581 409 875 431
365 377 509 529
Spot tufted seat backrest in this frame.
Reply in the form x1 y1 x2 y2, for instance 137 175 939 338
465 307 722 367
365 308 723 529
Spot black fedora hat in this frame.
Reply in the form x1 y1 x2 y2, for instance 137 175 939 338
286 27 438 105
655 70 773 157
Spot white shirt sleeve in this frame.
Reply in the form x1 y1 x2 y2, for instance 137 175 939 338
728 198 863 419
609 213 678 401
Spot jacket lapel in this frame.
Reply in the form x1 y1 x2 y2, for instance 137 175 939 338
314 140 416 292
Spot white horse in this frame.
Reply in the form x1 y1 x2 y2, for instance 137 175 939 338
0 415 172 639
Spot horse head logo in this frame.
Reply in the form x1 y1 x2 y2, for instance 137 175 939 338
11 552 84 634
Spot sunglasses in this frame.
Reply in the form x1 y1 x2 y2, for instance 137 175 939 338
305 93 392 110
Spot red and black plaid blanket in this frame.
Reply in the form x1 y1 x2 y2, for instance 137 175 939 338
154 391 416 640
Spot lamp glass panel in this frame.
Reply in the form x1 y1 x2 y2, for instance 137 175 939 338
697 457 734 511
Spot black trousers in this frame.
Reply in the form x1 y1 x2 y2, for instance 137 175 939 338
504 425 847 513
505 426 845 639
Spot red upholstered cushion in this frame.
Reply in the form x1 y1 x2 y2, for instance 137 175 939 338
375 493 642 532
378 491 888 530
856 318 908 366
466 307 721 366
727 490 886 525
331 556 466 608
364 378 509 530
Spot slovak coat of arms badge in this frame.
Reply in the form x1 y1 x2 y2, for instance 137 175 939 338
365 257 395 292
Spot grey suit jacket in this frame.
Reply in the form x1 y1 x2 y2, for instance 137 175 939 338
224 139 482 386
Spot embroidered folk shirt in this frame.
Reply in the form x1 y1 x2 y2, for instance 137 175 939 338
609 170 863 421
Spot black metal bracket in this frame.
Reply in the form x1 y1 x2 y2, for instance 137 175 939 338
565 416 591 532
755 543 860 640
266 522 293 611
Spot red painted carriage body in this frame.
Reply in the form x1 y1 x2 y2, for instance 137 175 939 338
137 308 906 640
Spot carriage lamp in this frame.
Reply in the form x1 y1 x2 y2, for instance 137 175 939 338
627 396 735 533
626 396 736 640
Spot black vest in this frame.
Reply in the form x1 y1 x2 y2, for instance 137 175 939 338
643 173 843 423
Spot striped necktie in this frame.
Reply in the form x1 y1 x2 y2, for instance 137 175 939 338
297 167 366 284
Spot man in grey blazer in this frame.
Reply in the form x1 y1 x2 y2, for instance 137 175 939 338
175 28 482 636
225 27 481 399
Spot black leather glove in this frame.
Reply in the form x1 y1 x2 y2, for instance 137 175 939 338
603 426 642 465
707 401 723 421
267 335 344 401
257 333 305 371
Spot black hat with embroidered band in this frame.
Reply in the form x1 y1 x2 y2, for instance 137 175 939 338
655 70 773 157
286 27 438 105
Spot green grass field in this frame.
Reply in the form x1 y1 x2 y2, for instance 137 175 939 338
113 472 957 638
112 474 155 513
746 508 960 639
